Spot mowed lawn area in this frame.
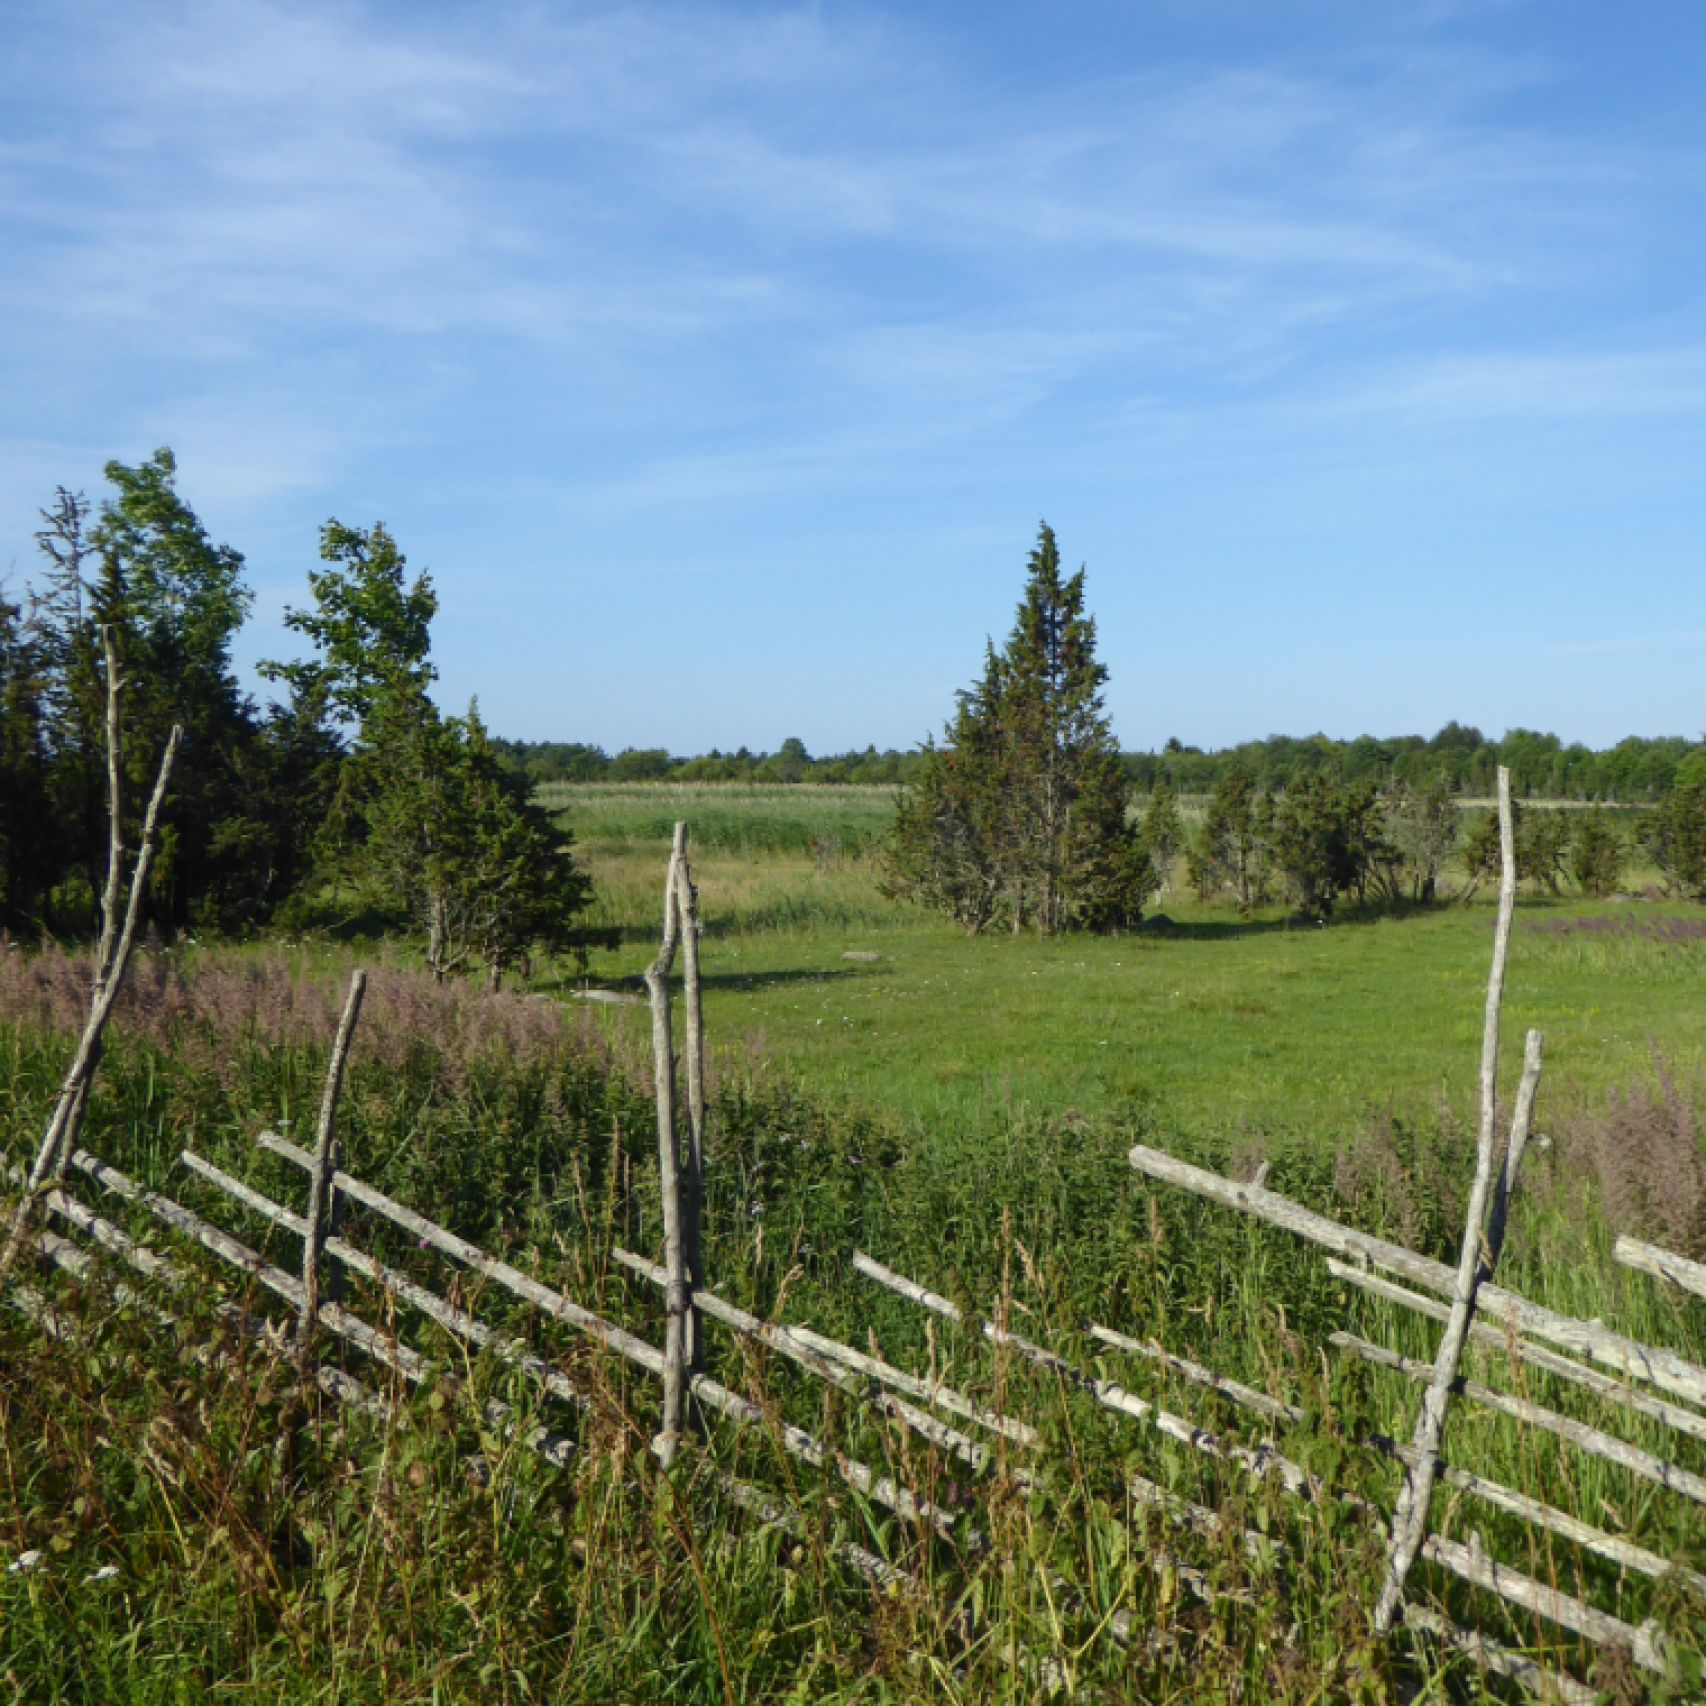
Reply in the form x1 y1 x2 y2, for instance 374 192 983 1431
551 784 1706 1151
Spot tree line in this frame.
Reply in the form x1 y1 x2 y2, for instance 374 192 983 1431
1174 770 1706 918
0 451 593 982
501 726 1702 804
495 737 925 787
1126 725 1702 803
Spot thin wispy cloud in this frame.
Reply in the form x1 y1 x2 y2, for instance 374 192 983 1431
2 0 1703 746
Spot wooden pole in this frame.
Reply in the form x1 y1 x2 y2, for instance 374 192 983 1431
613 1247 1013 1479
851 1251 1350 1508
644 823 691 1466
296 969 366 1350
1084 1291 1706 1595
1374 766 1518 1634
256 1131 953 1531
673 845 707 1373
1483 1028 1544 1265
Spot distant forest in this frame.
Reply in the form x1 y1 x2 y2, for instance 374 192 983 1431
498 723 1706 802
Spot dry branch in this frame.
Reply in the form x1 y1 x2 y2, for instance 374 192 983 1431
643 821 692 1464
116 1152 577 1465
716 1474 907 1592
786 1323 1039 1447
1399 1603 1598 1706
1087 1323 1299 1427
673 844 707 1354
22 1210 390 1421
614 1247 1014 1482
0 720 182 1274
1421 1533 1668 1676
182 1150 588 1417
852 1252 1347 1508
1090 1283 1704 1595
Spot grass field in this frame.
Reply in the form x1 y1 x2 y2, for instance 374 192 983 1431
4 781 1703 1702
555 783 1706 1147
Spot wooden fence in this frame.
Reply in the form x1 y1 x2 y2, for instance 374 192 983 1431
7 788 1706 1700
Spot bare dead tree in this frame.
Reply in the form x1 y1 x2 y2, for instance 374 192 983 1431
1 629 181 1276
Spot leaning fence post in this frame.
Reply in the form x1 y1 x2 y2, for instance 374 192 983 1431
674 841 707 1374
644 824 695 1465
296 970 367 1351
1373 767 1519 1634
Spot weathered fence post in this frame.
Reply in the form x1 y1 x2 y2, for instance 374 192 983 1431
296 969 367 1350
1374 766 1523 1633
673 841 707 1372
644 823 698 1465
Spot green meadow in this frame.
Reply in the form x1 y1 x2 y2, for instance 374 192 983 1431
555 782 1706 1147
5 780 1704 1702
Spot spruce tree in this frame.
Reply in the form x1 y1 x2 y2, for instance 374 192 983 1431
887 523 1149 934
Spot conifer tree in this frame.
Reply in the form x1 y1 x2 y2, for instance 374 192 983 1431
1134 780 1185 897
1645 773 1706 900
887 524 1150 933
1188 766 1269 911
1570 805 1626 898
0 587 53 926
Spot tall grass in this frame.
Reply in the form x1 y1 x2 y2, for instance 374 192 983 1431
4 948 1704 1700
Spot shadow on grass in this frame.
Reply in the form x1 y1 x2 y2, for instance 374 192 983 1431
1139 914 1299 942
542 966 873 999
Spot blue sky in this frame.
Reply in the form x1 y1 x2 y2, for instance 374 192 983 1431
2 0 1703 752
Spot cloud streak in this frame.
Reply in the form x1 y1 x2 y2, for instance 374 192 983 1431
2 0 1704 745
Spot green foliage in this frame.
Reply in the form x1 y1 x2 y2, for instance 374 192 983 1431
607 746 675 781
1571 806 1628 899
0 586 52 926
1133 780 1185 895
75 452 283 930
1266 775 1387 918
361 698 593 983
262 519 436 726
1647 776 1706 900
1463 800 1572 895
887 524 1151 934
256 519 596 981
3 944 1704 1700
1132 722 1706 802
1188 767 1271 911
1379 777 1458 904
